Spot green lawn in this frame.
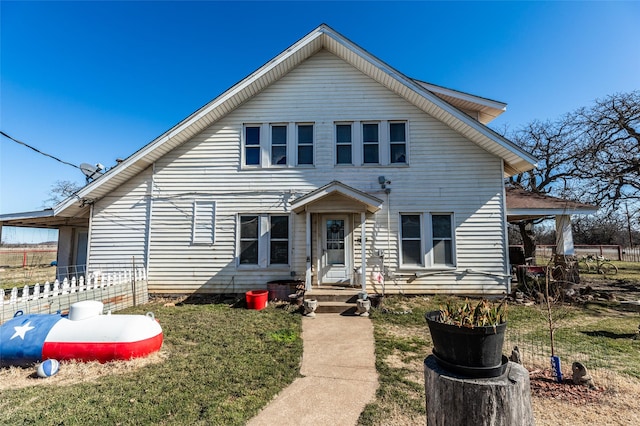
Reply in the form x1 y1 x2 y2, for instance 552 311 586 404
0 301 302 425
2 272 640 425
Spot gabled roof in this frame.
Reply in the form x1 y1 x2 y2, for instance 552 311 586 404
55 24 537 218
506 187 598 221
291 181 383 214
413 80 507 125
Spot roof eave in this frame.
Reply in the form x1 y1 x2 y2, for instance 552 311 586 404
291 181 383 214
0 209 54 221
507 207 599 218
319 27 537 175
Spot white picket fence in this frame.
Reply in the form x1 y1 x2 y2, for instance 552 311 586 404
1 268 149 324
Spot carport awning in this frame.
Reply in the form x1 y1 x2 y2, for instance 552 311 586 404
0 209 89 228
291 181 383 214
506 187 597 221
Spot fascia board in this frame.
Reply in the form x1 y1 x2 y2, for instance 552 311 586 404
291 182 383 213
414 80 507 112
507 207 598 217
0 209 54 221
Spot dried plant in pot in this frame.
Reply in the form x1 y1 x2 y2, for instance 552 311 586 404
425 299 508 378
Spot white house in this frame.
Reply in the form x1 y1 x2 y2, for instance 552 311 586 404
1 25 538 296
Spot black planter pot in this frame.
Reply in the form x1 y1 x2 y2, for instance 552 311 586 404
425 310 507 378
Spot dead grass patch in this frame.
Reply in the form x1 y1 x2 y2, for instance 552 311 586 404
0 349 168 391
385 349 425 385
378 323 428 340
383 406 425 426
532 371 640 425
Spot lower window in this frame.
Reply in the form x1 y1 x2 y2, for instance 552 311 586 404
401 214 422 265
239 214 289 266
399 213 455 267
431 214 453 265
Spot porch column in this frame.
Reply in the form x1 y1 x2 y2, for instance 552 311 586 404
555 214 575 255
360 211 366 292
305 209 312 291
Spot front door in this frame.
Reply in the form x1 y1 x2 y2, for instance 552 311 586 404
320 216 350 284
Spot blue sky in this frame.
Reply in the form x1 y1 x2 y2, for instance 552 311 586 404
1 1 639 242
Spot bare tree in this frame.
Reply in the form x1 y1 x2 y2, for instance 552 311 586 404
507 118 582 196
43 180 83 208
505 91 640 256
571 91 640 213
572 213 631 246
505 118 583 257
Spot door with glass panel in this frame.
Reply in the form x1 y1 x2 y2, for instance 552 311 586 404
320 216 350 284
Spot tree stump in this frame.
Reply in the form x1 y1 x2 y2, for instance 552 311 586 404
424 355 534 426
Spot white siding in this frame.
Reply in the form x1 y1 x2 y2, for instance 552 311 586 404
93 49 509 295
87 168 152 271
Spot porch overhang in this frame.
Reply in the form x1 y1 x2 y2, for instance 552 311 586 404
291 181 383 214
505 187 598 222
0 209 89 228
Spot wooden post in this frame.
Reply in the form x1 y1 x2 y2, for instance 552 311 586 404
424 355 534 426
132 256 137 307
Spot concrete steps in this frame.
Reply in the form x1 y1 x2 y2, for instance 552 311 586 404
304 288 362 314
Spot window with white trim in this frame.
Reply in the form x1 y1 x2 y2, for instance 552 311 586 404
192 201 216 244
239 215 259 264
400 214 422 265
297 124 314 165
239 214 290 266
431 214 454 266
269 215 289 264
271 125 287 165
362 123 379 164
399 213 455 267
389 122 407 164
336 123 352 165
244 125 261 166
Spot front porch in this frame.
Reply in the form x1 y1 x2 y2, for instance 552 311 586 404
291 181 384 293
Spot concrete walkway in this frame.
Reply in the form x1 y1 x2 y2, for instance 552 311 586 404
248 313 379 426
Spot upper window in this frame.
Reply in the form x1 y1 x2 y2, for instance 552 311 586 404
192 201 216 245
336 124 352 165
245 126 261 166
271 125 287 165
238 214 290 267
297 124 314 165
389 122 407 164
362 123 379 164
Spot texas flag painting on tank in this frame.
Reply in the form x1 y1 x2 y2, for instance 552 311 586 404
0 301 163 367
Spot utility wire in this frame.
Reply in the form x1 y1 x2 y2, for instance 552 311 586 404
0 130 80 169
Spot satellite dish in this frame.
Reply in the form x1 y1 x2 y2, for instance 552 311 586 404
80 163 104 182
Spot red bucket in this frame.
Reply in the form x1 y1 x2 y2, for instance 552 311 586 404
246 290 268 310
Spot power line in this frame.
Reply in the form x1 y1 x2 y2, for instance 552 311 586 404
0 130 80 169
